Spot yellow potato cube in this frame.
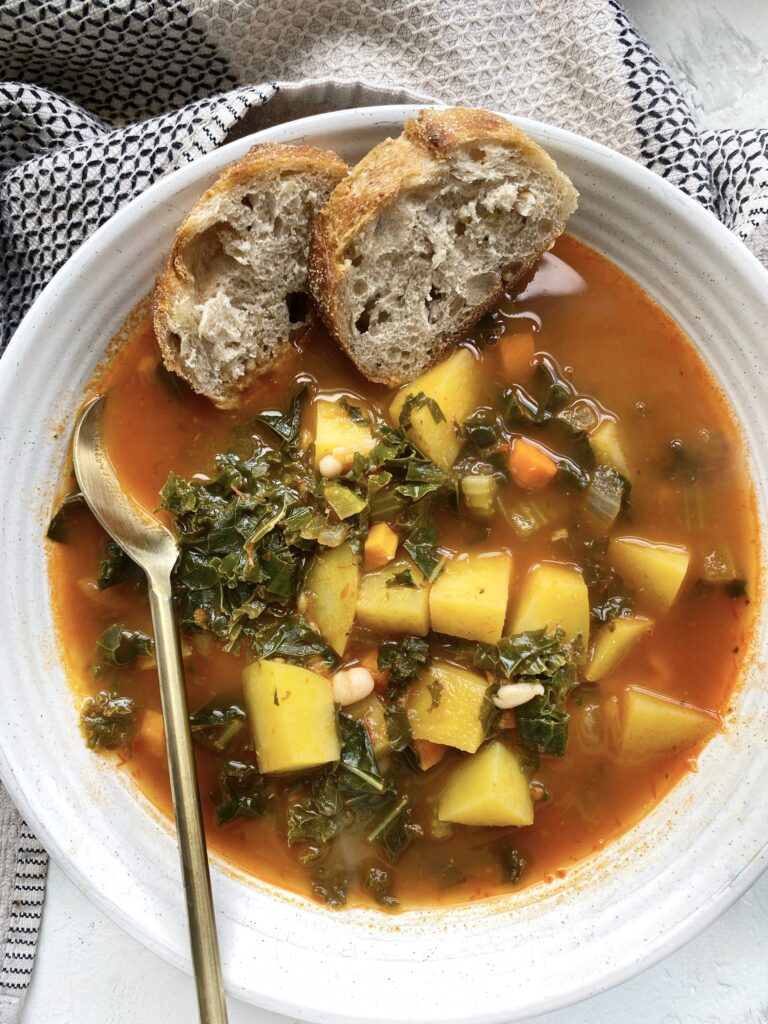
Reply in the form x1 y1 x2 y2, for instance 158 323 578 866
590 420 631 478
363 522 398 571
389 348 484 471
345 694 390 758
313 398 373 468
610 536 690 613
406 662 490 753
243 660 340 774
429 551 513 644
438 742 533 827
584 616 654 682
301 542 360 655
355 557 430 635
619 685 718 759
511 562 590 647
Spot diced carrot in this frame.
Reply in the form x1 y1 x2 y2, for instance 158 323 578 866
358 648 390 692
363 522 399 571
507 438 558 490
497 332 535 383
413 738 448 771
139 709 165 759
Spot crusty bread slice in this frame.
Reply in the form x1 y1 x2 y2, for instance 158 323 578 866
154 143 348 407
308 108 578 386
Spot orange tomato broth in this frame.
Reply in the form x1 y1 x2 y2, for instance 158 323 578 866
49 234 758 909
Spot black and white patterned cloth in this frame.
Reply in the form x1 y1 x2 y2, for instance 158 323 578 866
1 0 767 1018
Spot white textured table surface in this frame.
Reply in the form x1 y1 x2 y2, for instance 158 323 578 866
21 3 768 1022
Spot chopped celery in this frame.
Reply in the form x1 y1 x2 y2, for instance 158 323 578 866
702 546 739 583
584 465 625 531
498 497 552 537
461 472 497 519
324 483 367 520
681 485 706 532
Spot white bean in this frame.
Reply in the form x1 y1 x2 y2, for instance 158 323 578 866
331 666 375 707
318 454 344 478
493 681 545 710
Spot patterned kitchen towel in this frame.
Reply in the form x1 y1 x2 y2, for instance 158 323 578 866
1 0 767 1019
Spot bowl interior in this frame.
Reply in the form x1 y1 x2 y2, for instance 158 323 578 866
2 106 768 1024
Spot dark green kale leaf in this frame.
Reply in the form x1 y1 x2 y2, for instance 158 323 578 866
516 663 579 758
81 690 137 750
362 865 399 908
383 701 411 752
253 614 336 667
395 459 447 502
253 386 305 446
463 408 501 450
337 716 385 798
591 594 633 624
386 568 417 589
190 701 246 751
377 636 430 690
96 623 154 667
310 865 349 908
215 760 272 824
474 629 569 680
475 631 579 757
398 391 446 431
97 540 143 590
338 397 370 425
47 490 88 542
402 503 443 580
366 794 419 861
499 845 526 884
287 716 415 864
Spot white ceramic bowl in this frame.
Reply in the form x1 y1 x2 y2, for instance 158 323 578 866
2 106 768 1024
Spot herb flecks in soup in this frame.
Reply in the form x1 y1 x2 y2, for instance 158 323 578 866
49 236 757 910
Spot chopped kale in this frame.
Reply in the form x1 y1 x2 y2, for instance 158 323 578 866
287 717 416 863
377 636 430 690
386 568 417 589
499 846 526 884
475 630 570 680
253 386 305 446
516 664 579 757
591 594 633 624
310 865 350 908
81 690 137 750
363 865 399 908
398 391 446 431
338 397 370 424
97 540 142 590
252 614 336 667
215 760 272 824
96 623 154 667
190 701 247 751
402 503 443 580
383 701 412 752
47 490 88 542
463 408 501 450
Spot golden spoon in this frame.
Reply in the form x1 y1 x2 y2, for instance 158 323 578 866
73 395 228 1024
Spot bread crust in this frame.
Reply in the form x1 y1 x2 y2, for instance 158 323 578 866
154 142 348 407
308 107 578 386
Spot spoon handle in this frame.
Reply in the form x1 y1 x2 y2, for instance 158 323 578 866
149 577 228 1024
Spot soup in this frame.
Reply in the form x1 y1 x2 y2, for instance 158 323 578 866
48 235 757 910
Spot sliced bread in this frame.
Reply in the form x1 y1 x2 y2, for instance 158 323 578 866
154 143 348 407
308 107 578 386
